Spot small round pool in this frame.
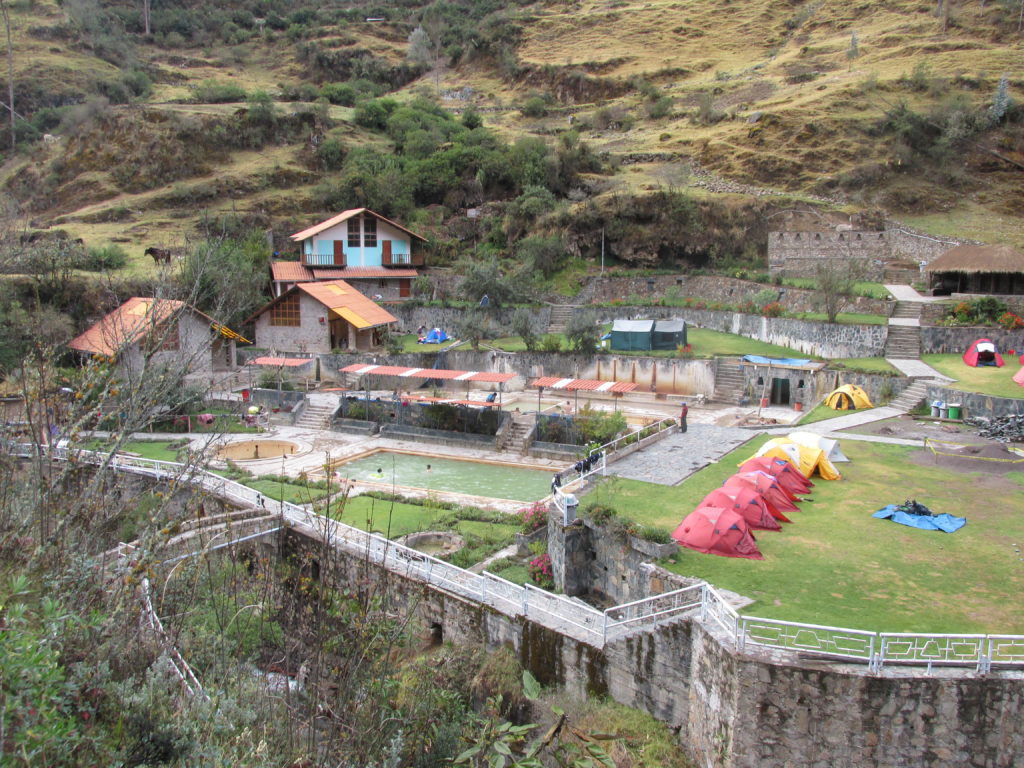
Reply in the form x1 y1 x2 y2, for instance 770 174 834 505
399 531 466 557
217 440 300 461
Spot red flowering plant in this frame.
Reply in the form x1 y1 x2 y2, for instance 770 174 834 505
998 311 1024 331
528 552 554 590
519 502 548 534
761 301 785 318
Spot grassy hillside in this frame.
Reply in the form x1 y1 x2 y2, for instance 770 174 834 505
0 0 1021 274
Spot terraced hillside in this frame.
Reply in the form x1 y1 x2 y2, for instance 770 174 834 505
1 0 1021 270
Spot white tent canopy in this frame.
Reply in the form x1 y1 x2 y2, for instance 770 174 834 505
788 431 850 463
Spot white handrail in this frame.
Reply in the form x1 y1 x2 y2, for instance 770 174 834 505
12 440 1024 670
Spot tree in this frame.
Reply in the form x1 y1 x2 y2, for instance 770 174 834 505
407 25 432 67
456 256 521 307
564 310 599 353
846 31 859 68
990 73 1011 124
516 235 567 280
511 307 539 352
178 230 270 328
814 259 864 323
1 0 14 151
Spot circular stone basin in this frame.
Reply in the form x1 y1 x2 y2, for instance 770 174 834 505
217 439 300 461
399 531 466 557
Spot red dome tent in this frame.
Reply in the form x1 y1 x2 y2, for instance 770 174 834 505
701 487 782 531
724 472 799 517
738 456 813 496
672 506 764 560
963 338 1005 367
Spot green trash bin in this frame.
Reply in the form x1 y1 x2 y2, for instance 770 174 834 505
947 403 962 420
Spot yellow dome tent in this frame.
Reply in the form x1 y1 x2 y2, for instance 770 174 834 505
750 437 841 480
824 384 873 411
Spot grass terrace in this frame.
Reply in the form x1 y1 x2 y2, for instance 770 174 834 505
922 354 1024 399
584 436 1024 633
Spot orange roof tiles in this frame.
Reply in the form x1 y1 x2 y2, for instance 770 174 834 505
307 267 419 279
271 262 313 281
250 357 315 367
289 208 427 242
530 377 638 393
296 281 397 329
69 297 196 357
340 364 514 383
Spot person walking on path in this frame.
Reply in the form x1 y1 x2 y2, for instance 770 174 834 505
679 402 688 433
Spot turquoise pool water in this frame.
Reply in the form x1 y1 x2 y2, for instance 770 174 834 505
333 451 553 502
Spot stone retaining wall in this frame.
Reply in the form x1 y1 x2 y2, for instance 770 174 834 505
279 523 1024 768
923 384 1024 420
920 326 1024 355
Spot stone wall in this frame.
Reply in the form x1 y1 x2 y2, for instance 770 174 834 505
924 384 1024 420
741 366 910 410
920 326 1024 355
575 275 891 316
767 226 962 280
280 523 1024 768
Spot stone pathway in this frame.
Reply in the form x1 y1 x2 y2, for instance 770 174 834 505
604 423 757 486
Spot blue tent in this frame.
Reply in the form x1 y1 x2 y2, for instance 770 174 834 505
420 328 449 344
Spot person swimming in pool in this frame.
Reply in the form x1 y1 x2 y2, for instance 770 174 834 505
372 467 384 479
426 464 432 472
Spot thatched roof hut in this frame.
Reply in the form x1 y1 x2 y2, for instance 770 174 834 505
925 244 1024 295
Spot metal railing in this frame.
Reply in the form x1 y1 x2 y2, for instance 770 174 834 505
10 440 1024 670
595 417 676 459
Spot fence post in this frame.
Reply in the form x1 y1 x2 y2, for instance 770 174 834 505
602 611 609 645
700 585 708 622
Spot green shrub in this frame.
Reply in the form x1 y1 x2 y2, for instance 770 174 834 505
194 79 248 103
520 96 547 117
540 334 562 353
83 244 129 271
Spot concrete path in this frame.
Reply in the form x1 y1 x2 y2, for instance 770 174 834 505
887 358 955 380
604 424 757 486
883 284 945 303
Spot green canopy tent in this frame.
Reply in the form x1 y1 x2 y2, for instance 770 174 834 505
610 319 654 351
652 319 687 350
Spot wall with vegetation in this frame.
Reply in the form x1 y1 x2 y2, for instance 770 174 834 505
282 523 1024 768
920 326 1024 355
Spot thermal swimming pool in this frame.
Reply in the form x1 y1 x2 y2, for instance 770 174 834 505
331 451 554 502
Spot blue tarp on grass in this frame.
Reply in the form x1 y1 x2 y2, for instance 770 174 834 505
872 505 966 533
741 355 814 367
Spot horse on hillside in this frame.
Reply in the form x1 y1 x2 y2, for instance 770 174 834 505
145 246 173 265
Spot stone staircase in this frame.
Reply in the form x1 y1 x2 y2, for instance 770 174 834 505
547 305 575 334
890 300 922 321
713 357 747 404
888 379 931 412
884 325 922 359
295 402 337 430
501 412 536 454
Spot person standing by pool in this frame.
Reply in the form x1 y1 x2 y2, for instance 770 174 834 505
679 402 688 433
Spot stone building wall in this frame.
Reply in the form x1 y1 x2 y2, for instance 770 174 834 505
767 226 962 280
920 326 1024 355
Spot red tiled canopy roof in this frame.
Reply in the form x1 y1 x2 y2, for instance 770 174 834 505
529 377 638 393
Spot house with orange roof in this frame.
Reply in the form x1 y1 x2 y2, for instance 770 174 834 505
68 297 247 379
248 280 398 354
272 208 427 300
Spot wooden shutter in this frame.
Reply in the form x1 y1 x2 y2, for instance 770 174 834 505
399 279 411 297
411 248 424 266
382 240 392 266
333 240 345 267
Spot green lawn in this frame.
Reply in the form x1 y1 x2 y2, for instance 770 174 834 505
246 478 329 506
922 354 1024 399
332 495 520 542
794 402 851 425
117 440 186 462
584 437 1024 633
685 327 817 359
791 312 888 326
828 357 898 374
780 279 893 300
